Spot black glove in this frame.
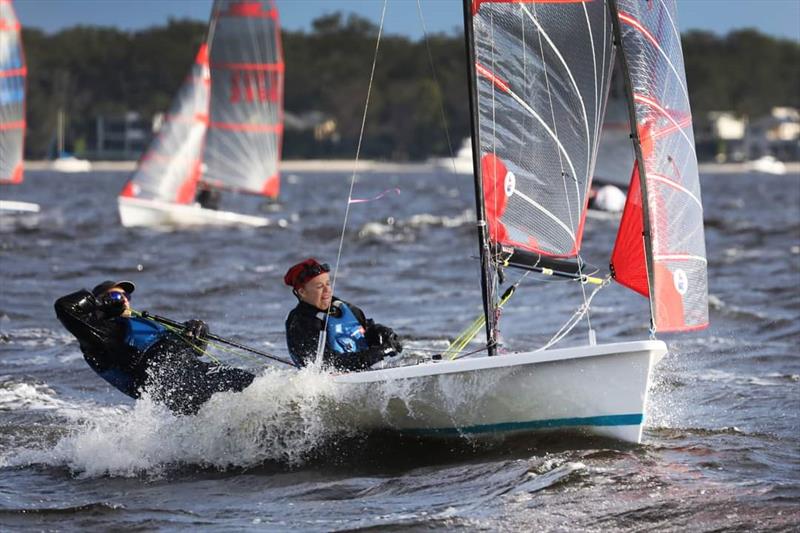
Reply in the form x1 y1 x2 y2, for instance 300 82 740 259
366 323 403 354
183 319 209 341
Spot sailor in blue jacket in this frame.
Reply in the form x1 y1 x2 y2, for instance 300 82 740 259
284 259 402 370
54 280 254 414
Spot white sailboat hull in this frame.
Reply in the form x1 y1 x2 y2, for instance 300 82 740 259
118 196 270 228
51 156 92 173
0 200 40 213
334 340 666 444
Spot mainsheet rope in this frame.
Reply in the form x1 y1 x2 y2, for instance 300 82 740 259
320 0 389 363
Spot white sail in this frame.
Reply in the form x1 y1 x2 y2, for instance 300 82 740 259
203 0 284 197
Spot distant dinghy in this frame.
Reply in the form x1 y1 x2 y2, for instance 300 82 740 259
334 0 708 445
118 0 284 228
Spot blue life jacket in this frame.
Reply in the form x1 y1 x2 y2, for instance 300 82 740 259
123 316 168 353
319 301 368 354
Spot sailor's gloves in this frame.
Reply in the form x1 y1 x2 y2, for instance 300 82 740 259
367 323 403 354
183 319 209 341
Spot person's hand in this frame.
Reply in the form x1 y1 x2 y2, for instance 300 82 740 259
183 319 208 340
386 331 403 354
367 324 402 354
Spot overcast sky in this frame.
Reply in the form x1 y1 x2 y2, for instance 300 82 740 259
14 0 800 41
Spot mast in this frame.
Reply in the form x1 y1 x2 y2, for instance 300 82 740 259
462 0 497 356
607 0 656 331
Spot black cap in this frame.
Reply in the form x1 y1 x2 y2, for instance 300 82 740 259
92 280 136 297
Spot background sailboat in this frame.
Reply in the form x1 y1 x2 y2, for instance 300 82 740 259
0 0 38 213
118 0 284 228
333 0 707 445
49 109 92 173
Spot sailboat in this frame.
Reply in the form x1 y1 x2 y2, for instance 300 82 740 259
332 0 707 444
0 0 38 214
118 0 284 228
50 110 92 173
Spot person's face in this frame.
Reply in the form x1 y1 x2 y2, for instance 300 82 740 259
297 272 332 310
106 288 132 317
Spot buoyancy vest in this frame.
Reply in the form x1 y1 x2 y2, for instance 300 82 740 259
319 301 368 354
123 316 168 354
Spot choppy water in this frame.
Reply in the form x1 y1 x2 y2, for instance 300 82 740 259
0 167 798 531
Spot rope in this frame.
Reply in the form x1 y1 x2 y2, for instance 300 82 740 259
535 275 610 352
322 0 389 363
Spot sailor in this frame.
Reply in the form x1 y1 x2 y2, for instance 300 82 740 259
54 280 254 414
284 259 402 371
195 183 221 210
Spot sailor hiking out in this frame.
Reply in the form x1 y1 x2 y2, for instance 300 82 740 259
54 280 254 414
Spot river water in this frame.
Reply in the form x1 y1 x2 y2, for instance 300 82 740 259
0 167 798 530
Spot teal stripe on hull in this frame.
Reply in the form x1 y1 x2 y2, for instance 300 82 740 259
410 413 644 436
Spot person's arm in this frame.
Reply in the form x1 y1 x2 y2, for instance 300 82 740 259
286 312 323 367
345 301 403 355
54 290 126 355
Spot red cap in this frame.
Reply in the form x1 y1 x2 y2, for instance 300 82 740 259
284 258 329 290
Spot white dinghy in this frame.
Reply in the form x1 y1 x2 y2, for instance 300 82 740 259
328 0 708 445
118 0 284 228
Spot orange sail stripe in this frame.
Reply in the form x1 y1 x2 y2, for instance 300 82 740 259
618 11 660 49
475 62 510 94
209 122 283 133
221 1 277 19
0 120 25 131
211 62 284 72
0 66 25 77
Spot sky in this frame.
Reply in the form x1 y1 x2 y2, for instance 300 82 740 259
13 0 800 41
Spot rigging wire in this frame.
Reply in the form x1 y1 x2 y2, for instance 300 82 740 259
322 0 389 363
529 2 595 338
415 0 458 172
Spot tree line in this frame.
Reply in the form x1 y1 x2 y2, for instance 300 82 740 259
21 13 800 160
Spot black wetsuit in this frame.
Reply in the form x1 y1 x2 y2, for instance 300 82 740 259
54 289 254 414
285 298 393 371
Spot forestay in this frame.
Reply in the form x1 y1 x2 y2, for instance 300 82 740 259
204 0 284 198
120 46 210 204
610 0 708 332
0 0 25 184
471 0 615 258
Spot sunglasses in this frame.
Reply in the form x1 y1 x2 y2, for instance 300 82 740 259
106 291 130 302
297 263 330 285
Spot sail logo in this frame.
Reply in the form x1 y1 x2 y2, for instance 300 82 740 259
504 171 516 197
229 71 280 104
673 268 689 295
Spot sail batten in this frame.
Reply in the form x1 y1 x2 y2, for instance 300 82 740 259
0 0 25 184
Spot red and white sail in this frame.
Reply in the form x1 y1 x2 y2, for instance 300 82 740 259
471 0 615 258
610 0 708 332
203 0 284 198
120 45 210 204
0 0 25 184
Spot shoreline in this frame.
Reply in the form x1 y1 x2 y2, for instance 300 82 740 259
23 159 800 174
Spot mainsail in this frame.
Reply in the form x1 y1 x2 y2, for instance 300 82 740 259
120 45 210 204
203 0 284 198
470 0 615 259
610 0 709 332
0 0 25 184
